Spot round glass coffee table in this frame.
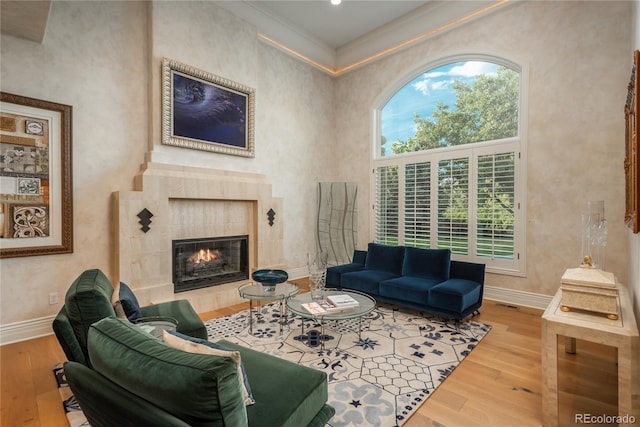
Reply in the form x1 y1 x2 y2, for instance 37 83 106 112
239 282 299 335
287 289 376 349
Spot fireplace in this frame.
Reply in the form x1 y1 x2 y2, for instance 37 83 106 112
173 235 249 293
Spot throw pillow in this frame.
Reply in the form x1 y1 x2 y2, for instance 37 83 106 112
163 330 255 406
118 282 142 322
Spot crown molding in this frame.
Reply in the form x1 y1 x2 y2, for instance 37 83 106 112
216 0 512 77
215 0 338 70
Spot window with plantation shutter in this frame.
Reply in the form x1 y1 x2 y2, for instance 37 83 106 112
437 157 469 255
405 162 431 248
375 165 399 246
373 55 526 275
477 152 515 259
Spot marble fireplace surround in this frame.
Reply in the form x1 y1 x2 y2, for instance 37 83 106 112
113 162 284 314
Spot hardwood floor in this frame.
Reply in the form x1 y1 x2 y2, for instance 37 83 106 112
1 281 619 427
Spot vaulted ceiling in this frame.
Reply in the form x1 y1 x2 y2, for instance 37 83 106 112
1 0 510 76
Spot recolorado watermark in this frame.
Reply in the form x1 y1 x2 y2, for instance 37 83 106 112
575 413 636 424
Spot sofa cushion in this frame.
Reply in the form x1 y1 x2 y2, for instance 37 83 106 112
341 270 398 295
118 282 142 321
163 330 255 406
364 243 404 275
379 276 442 305
326 263 366 287
64 269 116 360
219 340 330 427
429 279 482 314
402 247 451 282
88 317 248 427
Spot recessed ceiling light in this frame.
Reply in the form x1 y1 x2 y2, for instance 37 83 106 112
331 0 342 5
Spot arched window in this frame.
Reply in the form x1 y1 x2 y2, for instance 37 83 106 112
373 57 526 275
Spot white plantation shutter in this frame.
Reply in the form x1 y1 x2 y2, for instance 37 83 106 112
375 165 399 245
476 152 515 259
373 57 525 275
437 157 469 255
404 162 431 248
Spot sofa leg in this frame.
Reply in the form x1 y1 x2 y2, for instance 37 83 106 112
472 309 480 317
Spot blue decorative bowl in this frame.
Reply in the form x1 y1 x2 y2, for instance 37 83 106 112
252 269 288 292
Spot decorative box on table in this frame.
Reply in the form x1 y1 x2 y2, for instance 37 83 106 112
560 258 619 320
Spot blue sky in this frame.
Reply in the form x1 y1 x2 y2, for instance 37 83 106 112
381 61 499 154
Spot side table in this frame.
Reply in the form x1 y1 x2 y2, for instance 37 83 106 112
541 285 639 426
239 282 298 335
134 316 178 338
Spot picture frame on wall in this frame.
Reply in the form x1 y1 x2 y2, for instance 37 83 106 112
162 58 255 157
0 92 73 257
624 50 639 233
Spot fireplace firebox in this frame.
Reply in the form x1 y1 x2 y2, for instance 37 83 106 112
173 235 249 293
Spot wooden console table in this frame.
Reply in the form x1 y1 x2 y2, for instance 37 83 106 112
541 285 639 426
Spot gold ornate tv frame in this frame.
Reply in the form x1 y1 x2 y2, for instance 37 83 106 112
625 50 639 233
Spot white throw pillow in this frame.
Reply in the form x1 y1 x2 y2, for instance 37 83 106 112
162 330 255 406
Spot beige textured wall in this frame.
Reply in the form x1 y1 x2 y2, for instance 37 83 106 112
0 0 633 330
0 1 148 325
333 1 631 297
145 1 335 275
0 1 334 326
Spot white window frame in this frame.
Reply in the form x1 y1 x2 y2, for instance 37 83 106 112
371 54 528 276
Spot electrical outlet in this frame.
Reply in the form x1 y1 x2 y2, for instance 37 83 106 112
49 292 58 305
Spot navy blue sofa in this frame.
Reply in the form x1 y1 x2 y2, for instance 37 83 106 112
326 243 485 320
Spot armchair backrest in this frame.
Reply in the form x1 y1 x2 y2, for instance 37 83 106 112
53 269 116 366
53 306 88 366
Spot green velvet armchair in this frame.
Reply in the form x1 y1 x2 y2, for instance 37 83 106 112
53 268 207 366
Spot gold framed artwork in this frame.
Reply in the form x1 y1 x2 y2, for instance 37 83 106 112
161 58 255 157
625 51 639 233
0 93 73 257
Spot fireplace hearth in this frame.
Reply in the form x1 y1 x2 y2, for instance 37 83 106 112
173 235 248 293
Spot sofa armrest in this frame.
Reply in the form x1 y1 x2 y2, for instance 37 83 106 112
352 250 367 264
450 260 485 285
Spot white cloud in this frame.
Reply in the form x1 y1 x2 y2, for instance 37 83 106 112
412 79 430 95
424 71 447 79
412 77 451 95
448 61 498 77
431 80 449 90
411 61 497 96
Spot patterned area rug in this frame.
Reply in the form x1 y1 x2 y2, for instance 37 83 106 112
205 302 491 427
52 302 490 427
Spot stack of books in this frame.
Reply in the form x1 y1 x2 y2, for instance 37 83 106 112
301 294 359 315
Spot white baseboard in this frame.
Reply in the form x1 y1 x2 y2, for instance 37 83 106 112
483 285 552 310
0 284 552 345
0 315 56 346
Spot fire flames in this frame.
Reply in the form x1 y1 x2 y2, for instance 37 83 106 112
188 248 222 264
